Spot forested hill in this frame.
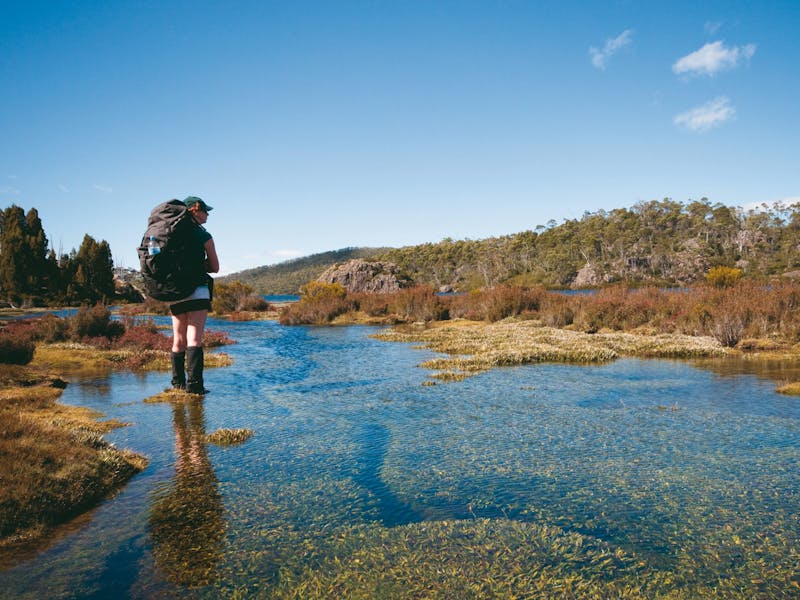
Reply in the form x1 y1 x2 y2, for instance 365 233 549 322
226 199 800 294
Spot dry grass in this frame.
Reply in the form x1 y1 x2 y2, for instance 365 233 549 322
776 382 800 395
375 319 726 382
0 364 147 546
31 343 232 373
204 428 254 446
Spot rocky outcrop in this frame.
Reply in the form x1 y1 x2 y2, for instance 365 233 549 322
572 262 613 288
113 268 145 302
317 259 407 294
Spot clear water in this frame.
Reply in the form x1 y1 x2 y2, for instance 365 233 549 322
2 318 800 597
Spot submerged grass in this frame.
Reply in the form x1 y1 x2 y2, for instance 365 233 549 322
374 319 726 382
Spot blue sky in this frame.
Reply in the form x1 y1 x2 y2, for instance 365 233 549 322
1 1 798 275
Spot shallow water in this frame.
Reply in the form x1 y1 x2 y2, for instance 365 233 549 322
2 318 800 597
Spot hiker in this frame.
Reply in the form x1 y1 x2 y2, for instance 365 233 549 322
169 196 219 394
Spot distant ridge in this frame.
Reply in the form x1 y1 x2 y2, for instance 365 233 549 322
223 199 800 294
221 247 391 294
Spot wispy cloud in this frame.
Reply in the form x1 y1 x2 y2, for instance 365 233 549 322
589 29 633 70
0 186 21 195
740 197 800 212
59 184 70 193
672 41 756 77
704 21 722 35
673 96 735 132
92 184 113 193
272 249 303 260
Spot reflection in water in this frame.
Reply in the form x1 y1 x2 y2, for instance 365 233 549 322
148 400 225 587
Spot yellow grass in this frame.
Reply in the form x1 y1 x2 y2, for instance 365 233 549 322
375 319 727 382
776 382 800 395
0 364 147 547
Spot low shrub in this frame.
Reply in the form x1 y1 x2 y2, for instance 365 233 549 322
386 286 448 323
212 280 270 314
0 331 35 364
450 286 545 322
279 282 352 325
203 330 235 348
706 266 743 288
113 318 171 352
70 305 124 340
34 313 70 342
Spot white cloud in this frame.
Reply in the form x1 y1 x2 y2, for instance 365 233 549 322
704 21 722 35
0 186 21 195
92 184 113 193
672 40 756 77
589 29 633 70
673 96 735 132
59 184 70 193
740 197 800 212
272 249 303 260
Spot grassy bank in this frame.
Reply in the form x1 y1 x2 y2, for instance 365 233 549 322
0 307 234 548
0 363 147 547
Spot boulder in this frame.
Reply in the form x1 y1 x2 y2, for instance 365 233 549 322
317 259 407 294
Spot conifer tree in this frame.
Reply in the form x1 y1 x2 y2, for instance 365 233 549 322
24 207 50 297
74 234 115 304
0 205 28 304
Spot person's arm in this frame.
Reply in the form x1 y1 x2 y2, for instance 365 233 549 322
204 238 219 273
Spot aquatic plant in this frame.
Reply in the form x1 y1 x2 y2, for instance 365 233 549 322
776 382 800 395
205 428 254 446
376 320 725 381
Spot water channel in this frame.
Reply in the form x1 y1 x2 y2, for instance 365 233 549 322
2 316 800 597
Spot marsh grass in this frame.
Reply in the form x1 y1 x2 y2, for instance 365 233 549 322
0 365 147 546
776 382 800 395
375 320 726 382
0 311 234 548
204 428 254 446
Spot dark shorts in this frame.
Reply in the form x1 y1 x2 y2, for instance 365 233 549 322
169 298 211 315
169 284 211 316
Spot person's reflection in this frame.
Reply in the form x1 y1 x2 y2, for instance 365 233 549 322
149 399 225 587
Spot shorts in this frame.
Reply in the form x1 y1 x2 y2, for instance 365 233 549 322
170 285 211 316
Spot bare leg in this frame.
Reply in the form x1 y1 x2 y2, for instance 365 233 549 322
171 313 189 352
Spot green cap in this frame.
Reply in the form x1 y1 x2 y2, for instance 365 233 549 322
184 196 213 212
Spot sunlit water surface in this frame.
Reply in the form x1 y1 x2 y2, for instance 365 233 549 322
2 318 800 597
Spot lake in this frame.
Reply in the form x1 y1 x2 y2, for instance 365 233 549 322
2 317 800 597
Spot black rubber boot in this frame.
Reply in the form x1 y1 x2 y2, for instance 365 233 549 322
169 351 186 391
186 346 208 395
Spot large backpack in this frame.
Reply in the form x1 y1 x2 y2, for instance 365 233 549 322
137 200 202 301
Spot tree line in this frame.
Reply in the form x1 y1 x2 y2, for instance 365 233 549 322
378 198 800 290
0 205 115 307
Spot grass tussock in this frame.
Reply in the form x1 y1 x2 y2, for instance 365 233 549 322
776 382 800 395
204 428 254 446
0 367 147 546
